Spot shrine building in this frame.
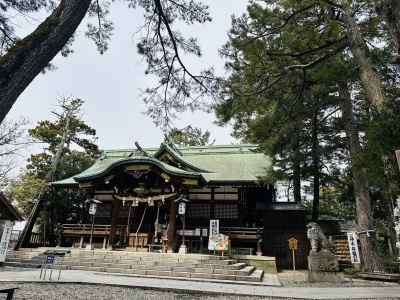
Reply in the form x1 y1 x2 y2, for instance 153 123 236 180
21 136 312 269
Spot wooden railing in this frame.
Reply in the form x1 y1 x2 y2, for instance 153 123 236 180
220 227 263 255
220 227 263 241
62 224 123 236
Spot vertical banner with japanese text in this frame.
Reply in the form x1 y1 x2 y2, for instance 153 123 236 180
347 232 360 264
0 221 13 262
208 219 219 250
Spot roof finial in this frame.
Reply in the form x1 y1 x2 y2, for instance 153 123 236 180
164 134 182 155
134 141 150 157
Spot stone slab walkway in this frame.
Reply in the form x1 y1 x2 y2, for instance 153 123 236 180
0 269 399 299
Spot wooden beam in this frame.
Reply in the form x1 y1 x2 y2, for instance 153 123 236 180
14 199 44 249
182 179 198 185
125 165 151 171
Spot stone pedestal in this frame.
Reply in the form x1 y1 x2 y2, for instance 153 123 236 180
305 251 345 283
305 270 345 283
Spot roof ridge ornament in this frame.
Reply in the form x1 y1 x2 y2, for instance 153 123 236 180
99 151 107 160
134 141 151 157
164 134 182 156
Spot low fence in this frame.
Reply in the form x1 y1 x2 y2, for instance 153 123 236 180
62 224 115 236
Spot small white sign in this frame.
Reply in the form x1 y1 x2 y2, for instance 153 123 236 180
347 232 360 264
0 221 13 262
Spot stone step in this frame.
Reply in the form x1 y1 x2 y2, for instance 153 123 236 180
45 264 263 282
58 259 242 270
5 249 264 282
3 261 42 268
81 256 232 264
58 256 237 266
54 261 253 275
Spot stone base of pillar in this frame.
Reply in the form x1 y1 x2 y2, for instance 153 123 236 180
179 245 188 254
85 244 94 250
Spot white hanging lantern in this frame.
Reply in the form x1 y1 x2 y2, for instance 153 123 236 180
178 202 186 214
89 203 97 215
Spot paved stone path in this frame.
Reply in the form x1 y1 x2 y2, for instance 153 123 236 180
0 269 399 299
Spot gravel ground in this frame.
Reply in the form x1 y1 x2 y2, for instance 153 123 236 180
277 269 400 288
0 269 399 300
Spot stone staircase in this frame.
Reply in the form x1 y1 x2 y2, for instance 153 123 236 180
4 248 264 282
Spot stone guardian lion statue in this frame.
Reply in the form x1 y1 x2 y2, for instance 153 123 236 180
306 222 336 254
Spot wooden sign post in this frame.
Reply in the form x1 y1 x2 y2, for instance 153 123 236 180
288 238 298 282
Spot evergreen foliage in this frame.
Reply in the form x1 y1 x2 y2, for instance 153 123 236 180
170 125 214 146
5 97 100 246
215 0 400 272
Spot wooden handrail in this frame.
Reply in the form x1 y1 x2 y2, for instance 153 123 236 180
220 227 263 241
61 224 124 235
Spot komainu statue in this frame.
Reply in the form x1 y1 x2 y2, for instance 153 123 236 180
306 222 336 254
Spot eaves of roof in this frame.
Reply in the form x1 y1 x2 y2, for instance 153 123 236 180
0 192 23 221
256 202 310 211
52 156 207 187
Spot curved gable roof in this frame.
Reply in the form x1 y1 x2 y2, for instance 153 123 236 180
51 142 272 187
153 143 211 173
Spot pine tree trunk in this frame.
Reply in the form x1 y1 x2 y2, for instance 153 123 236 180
338 80 385 272
374 0 400 62
15 102 74 249
292 135 302 203
384 197 398 257
0 0 91 123
339 0 387 109
311 110 320 222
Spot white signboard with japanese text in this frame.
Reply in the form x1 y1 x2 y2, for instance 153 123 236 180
347 232 360 264
208 219 219 250
0 221 13 262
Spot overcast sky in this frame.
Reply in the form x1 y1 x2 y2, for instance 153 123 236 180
7 1 249 154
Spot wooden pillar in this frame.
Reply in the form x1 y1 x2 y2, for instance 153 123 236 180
108 198 120 249
210 187 215 219
167 196 178 251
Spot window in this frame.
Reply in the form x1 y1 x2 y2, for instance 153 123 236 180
188 204 210 218
214 204 238 219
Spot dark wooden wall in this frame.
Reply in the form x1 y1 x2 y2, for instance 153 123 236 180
262 211 310 269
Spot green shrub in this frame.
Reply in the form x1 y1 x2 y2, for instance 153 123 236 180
343 267 360 276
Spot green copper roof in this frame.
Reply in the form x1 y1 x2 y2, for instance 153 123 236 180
52 142 272 187
73 156 203 182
